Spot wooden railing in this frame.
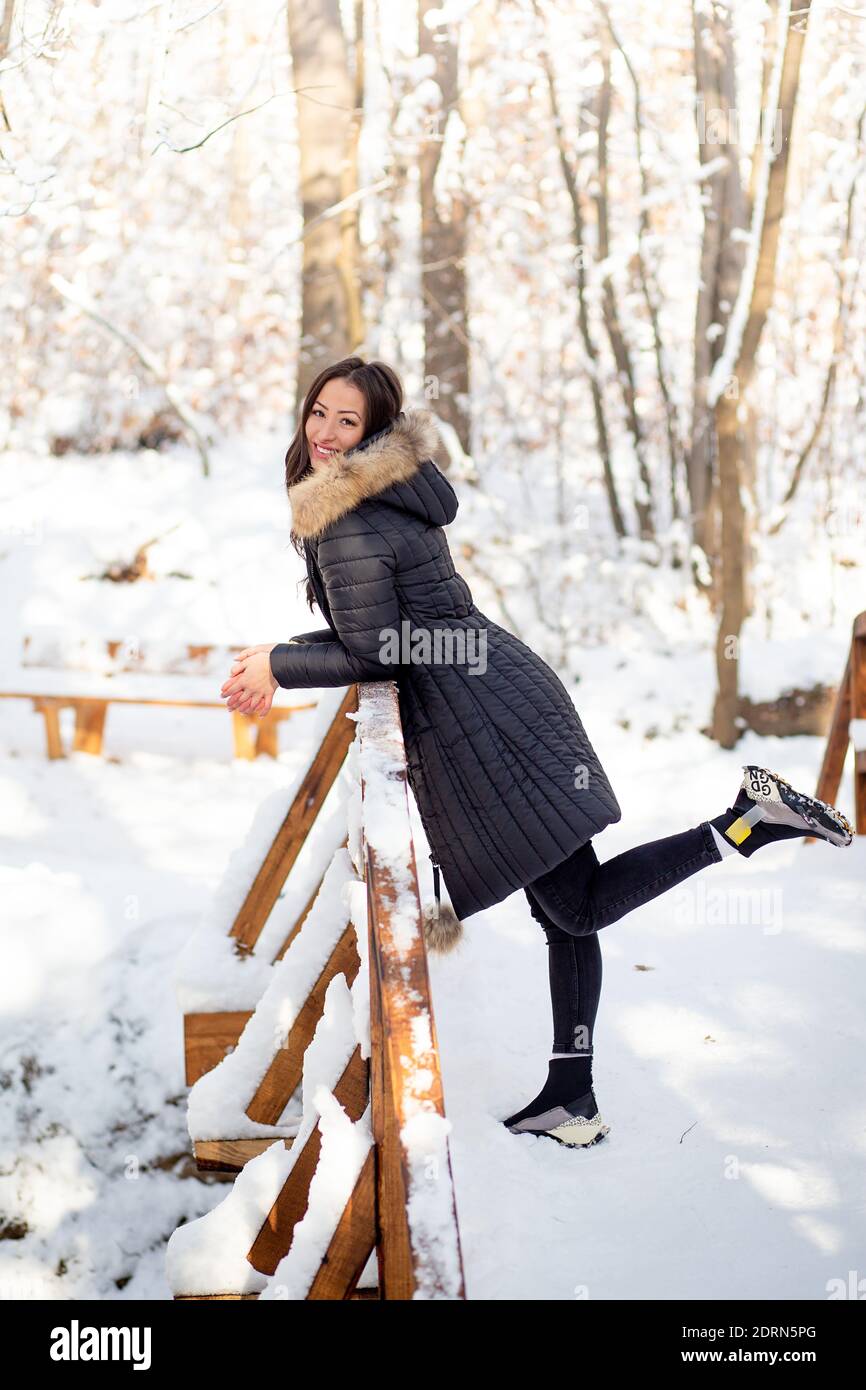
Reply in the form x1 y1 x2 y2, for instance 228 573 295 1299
183 686 359 1100
169 681 465 1300
808 608 866 840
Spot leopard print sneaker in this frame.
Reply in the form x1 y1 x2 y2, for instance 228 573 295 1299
712 765 854 857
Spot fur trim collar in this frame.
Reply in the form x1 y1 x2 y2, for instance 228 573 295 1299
289 407 442 540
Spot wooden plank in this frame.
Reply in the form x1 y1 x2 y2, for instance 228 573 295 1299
231 710 256 760
852 624 866 833
186 644 215 664
814 648 852 811
367 871 407 1298
809 611 866 843
247 1127 325 1273
184 1010 253 1086
175 1293 260 1300
255 712 282 759
305 1149 377 1300
230 685 359 951
21 693 277 763
4 691 311 766
25 637 252 678
246 1045 369 1276
272 878 321 964
72 699 107 755
0 690 313 712
33 698 65 759
193 1138 290 1174
360 682 465 1300
246 924 361 1125
367 865 413 1298
271 835 351 963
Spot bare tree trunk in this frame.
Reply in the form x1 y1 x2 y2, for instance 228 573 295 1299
689 0 747 574
0 0 14 68
593 33 655 540
554 332 571 670
738 0 780 571
0 0 16 201
709 0 812 747
531 0 626 540
367 0 410 327
339 0 365 353
594 0 681 531
770 100 866 531
287 0 363 408
740 397 759 621
747 0 780 223
418 3 470 455
223 3 250 319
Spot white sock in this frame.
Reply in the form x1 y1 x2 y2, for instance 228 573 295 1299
710 823 738 858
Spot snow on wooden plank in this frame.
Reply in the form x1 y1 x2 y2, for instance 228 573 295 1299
168 970 367 1298
186 848 362 1143
356 681 465 1300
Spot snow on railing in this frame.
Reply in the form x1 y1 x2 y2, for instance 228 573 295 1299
168 679 465 1299
355 682 465 1300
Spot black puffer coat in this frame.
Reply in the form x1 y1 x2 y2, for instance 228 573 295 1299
269 408 622 925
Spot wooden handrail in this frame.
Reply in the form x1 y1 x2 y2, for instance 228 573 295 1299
358 682 465 1299
810 608 866 839
172 679 466 1299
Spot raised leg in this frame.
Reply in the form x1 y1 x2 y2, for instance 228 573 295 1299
526 825 721 938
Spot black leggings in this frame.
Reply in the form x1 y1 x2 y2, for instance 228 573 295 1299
525 823 722 1055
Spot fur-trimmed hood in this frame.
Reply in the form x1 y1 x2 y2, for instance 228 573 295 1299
289 408 456 540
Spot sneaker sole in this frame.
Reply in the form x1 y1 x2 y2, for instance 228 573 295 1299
740 765 854 847
506 1117 611 1148
545 1118 611 1148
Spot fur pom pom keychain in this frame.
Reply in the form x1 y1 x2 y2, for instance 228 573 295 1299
423 852 464 954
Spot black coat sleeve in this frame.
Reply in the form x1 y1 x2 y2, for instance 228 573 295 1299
288 627 335 644
269 527 403 689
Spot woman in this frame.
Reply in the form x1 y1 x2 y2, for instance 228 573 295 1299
220 356 854 1151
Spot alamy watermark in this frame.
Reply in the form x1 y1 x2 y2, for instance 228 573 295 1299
50 1319 151 1370
696 97 783 155
673 881 784 934
378 620 487 674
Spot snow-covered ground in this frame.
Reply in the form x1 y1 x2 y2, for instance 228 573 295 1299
0 439 863 1300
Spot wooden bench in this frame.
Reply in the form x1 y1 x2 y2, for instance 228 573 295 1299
0 635 317 760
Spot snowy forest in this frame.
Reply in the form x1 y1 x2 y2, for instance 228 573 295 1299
1 0 864 1312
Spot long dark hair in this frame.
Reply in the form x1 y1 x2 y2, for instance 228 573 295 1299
285 356 403 611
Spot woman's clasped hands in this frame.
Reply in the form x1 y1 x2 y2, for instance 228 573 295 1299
220 643 279 717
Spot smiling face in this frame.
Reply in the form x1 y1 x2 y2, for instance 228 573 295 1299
305 378 367 465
